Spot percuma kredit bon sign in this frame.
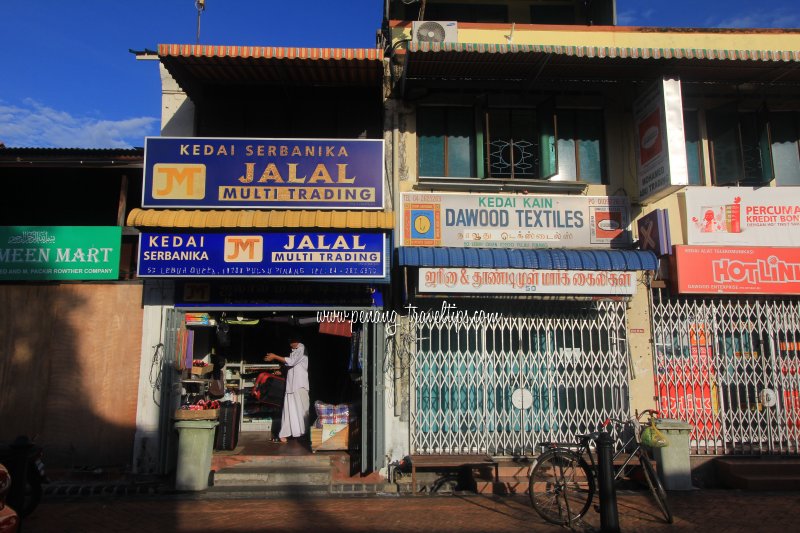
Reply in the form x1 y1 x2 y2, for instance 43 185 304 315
142 137 384 209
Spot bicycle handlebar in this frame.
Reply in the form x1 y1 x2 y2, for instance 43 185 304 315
602 409 659 429
637 409 659 420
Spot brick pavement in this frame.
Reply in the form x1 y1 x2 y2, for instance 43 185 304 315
19 489 800 533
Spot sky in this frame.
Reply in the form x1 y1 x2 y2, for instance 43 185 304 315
1 0 799 149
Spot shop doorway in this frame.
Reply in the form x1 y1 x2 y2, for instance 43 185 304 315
162 308 377 474
409 300 631 456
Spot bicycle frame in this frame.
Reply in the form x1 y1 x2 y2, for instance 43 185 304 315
535 409 655 482
529 409 673 526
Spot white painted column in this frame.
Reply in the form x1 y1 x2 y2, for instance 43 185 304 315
132 280 175 474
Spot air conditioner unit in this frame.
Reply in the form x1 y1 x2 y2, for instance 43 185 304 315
412 20 458 45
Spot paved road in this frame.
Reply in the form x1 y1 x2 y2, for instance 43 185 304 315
20 490 800 532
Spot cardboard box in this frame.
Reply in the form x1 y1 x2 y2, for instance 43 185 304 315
311 423 348 451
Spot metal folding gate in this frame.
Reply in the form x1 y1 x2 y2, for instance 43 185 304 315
410 300 630 456
651 289 800 455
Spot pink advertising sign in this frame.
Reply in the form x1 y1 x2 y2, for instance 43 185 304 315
685 187 800 246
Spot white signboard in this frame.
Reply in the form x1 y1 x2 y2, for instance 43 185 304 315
401 192 631 249
633 77 689 203
419 267 638 295
685 187 800 246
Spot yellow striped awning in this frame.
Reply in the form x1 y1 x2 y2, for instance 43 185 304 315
408 42 800 62
158 44 384 92
403 41 800 85
126 209 394 230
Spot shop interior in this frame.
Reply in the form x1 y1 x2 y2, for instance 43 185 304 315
180 311 361 455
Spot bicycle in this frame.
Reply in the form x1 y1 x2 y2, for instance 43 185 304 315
528 409 673 526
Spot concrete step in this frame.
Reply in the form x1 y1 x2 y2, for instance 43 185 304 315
476 476 530 495
212 465 331 487
204 483 331 498
715 457 800 490
495 462 532 477
218 455 332 468
716 457 800 476
724 473 800 491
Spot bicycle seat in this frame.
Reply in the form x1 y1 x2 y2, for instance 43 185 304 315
576 432 602 443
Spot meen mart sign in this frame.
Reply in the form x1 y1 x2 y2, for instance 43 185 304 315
142 137 384 209
0 226 121 280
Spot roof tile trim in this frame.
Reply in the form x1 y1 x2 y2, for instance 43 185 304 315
158 44 384 61
126 208 394 229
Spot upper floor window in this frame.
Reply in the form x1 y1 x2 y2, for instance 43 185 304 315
417 104 605 184
707 105 773 186
770 111 800 186
420 3 508 23
683 110 703 186
530 3 577 24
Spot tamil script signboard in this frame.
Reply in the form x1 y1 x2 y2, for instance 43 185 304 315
674 245 800 295
0 226 121 280
633 77 689 203
685 187 800 246
401 192 631 249
142 137 384 209
137 232 388 279
419 267 637 295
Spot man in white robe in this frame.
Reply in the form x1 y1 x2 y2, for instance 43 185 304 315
264 337 309 443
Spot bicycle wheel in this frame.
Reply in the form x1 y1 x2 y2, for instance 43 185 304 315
529 449 595 526
638 450 673 524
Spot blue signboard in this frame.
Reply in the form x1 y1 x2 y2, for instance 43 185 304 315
142 137 384 209
137 232 388 279
637 209 671 257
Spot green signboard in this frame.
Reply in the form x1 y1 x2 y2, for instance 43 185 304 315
0 226 121 280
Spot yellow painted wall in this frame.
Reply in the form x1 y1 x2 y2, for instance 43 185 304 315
393 96 682 413
393 25 800 51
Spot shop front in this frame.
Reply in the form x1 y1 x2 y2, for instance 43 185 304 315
652 187 800 455
393 192 658 457
130 137 391 476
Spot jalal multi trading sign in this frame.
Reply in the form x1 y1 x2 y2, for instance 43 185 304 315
401 192 631 249
142 137 384 209
137 232 388 279
0 226 121 280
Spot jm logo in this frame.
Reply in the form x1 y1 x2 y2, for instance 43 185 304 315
152 164 206 199
225 236 263 262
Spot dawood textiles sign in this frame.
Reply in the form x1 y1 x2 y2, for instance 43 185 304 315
401 192 631 248
685 187 800 246
633 77 689 203
0 226 121 280
137 232 388 279
142 137 384 209
674 245 800 295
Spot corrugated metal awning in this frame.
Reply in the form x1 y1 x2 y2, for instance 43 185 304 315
409 41 800 62
126 208 394 229
0 147 143 168
398 246 657 271
404 41 800 85
158 44 384 96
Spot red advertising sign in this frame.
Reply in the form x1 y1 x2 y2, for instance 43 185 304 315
674 245 800 295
